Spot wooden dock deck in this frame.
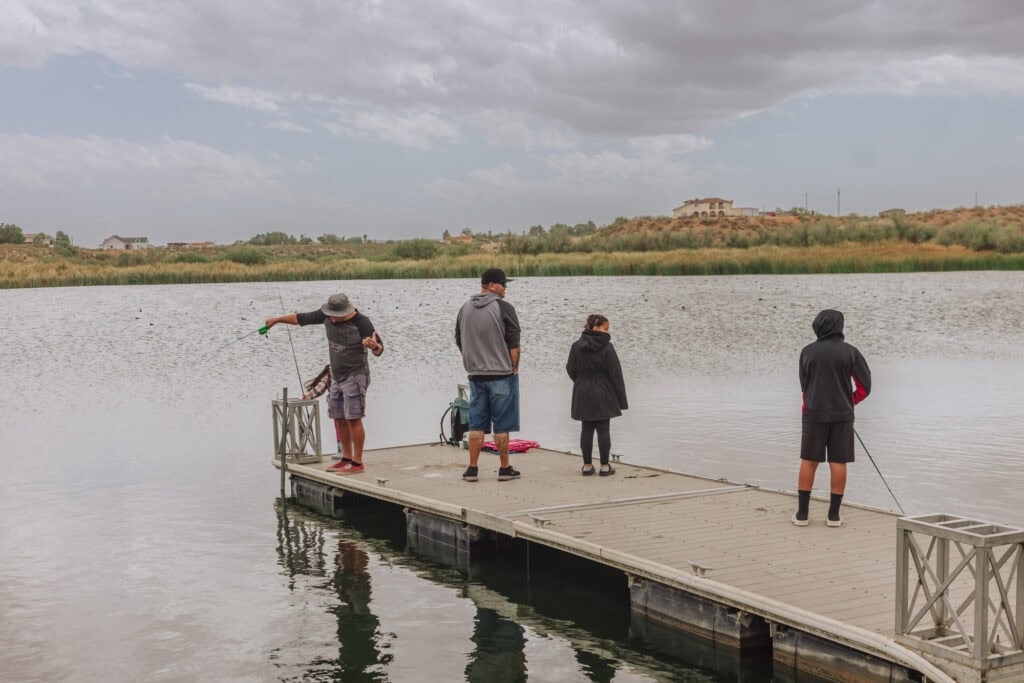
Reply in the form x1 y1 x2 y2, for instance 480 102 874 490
274 443 1020 683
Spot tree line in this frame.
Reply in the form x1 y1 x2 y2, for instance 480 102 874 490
0 223 72 247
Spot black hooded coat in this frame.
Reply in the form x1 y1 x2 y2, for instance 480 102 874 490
566 330 628 421
799 309 872 423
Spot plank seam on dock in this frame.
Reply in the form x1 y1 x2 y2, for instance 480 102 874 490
504 484 749 516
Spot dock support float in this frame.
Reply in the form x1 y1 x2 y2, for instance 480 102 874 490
290 476 362 519
772 624 918 682
405 509 493 570
629 576 772 678
629 576 770 650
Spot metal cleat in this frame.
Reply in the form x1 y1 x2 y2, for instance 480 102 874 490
528 514 552 528
688 561 713 577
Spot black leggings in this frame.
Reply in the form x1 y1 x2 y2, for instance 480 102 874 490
580 419 611 466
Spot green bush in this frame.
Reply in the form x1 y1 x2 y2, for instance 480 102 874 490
115 251 147 267
248 231 296 246
390 239 440 260
0 224 25 244
173 251 210 263
225 246 270 265
442 244 472 257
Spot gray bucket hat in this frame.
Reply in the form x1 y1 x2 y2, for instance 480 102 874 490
321 293 355 317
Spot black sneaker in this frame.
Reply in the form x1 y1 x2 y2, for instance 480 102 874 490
497 466 521 481
462 466 479 482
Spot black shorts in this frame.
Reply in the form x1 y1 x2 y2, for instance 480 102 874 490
801 421 855 463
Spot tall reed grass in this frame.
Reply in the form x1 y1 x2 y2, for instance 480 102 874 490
4 242 1023 288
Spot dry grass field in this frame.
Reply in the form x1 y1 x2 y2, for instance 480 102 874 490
3 205 1023 288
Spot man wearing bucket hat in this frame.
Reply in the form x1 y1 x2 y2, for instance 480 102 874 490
455 268 522 482
265 293 384 475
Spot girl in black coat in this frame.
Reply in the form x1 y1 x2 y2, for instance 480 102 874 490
566 314 628 476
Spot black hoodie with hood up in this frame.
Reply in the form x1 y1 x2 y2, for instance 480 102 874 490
566 329 628 421
799 309 871 423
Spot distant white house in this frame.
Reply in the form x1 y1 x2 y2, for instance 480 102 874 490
23 233 54 247
673 197 759 219
100 235 151 250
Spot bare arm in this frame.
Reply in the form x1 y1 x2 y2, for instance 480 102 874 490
265 313 299 329
361 331 384 356
509 347 520 375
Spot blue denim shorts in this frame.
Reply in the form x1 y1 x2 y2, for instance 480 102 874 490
468 375 520 434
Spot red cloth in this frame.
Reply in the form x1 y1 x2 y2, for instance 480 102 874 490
482 439 540 454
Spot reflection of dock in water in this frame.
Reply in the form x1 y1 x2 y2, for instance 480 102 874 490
276 443 1023 683
274 502 702 682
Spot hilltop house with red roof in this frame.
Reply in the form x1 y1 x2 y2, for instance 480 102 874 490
672 197 740 218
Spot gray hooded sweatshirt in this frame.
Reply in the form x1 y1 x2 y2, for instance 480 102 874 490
455 292 521 377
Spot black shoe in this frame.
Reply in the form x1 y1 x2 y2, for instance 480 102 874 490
581 465 595 476
497 466 521 481
599 465 615 477
462 466 479 482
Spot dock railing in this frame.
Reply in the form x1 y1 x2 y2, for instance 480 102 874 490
896 513 1024 674
271 394 323 466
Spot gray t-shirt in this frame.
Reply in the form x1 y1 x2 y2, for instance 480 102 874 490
296 310 382 381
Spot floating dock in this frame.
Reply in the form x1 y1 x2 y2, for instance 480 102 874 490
273 436 1023 683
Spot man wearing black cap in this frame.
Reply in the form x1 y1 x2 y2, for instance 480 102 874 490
455 268 522 482
266 293 384 475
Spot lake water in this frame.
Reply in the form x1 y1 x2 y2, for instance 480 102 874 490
1 272 1022 681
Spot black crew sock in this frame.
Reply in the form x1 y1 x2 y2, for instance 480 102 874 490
796 490 811 519
828 493 843 520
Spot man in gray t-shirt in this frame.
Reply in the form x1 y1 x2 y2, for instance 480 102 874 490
266 293 384 475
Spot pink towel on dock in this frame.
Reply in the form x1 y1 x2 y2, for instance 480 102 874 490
482 439 540 454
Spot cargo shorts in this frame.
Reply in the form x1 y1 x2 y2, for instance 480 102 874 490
328 374 370 420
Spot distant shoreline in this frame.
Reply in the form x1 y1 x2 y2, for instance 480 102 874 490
3 242 1022 289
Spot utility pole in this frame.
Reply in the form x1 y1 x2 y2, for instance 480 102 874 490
836 187 841 217
805 192 808 212
975 191 978 207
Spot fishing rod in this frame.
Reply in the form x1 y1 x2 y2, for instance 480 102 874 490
854 428 905 515
277 288 304 391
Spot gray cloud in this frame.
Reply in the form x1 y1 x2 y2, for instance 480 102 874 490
6 1 1024 137
0 133 284 193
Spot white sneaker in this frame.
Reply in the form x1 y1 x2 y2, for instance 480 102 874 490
791 513 809 527
826 517 843 528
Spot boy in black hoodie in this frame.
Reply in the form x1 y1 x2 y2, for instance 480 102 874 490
793 309 871 527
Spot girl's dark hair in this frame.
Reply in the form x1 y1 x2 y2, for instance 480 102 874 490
586 314 609 330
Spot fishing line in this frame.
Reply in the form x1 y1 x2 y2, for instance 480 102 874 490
277 288 304 392
854 428 905 515
214 326 267 353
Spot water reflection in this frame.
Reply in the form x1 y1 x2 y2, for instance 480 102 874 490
274 500 743 682
465 609 527 682
327 539 390 681
276 502 390 681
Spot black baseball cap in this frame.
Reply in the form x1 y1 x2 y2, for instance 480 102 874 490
481 268 513 286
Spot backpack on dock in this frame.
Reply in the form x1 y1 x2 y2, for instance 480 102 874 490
440 384 470 445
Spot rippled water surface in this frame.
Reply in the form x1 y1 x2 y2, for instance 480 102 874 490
1 272 1022 681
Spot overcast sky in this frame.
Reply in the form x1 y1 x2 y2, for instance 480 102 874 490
2 1 1023 246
